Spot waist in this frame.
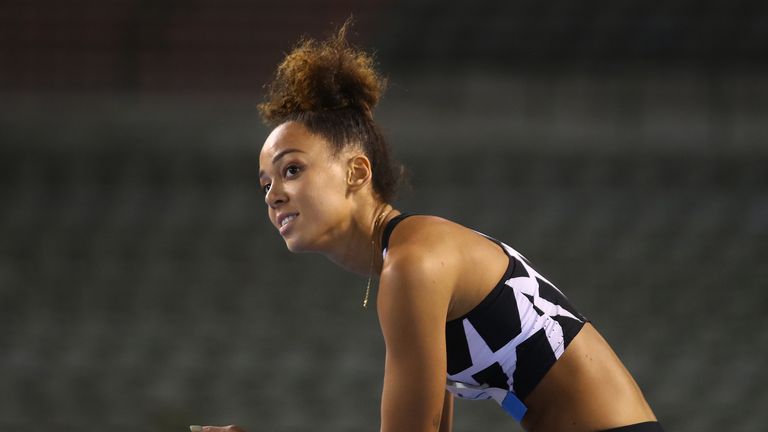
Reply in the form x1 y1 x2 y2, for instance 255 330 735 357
521 323 657 431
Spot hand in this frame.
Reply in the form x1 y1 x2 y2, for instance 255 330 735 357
189 425 246 432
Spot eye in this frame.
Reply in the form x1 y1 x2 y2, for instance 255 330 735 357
284 164 301 177
261 183 271 195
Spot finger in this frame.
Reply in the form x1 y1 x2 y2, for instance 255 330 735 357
189 425 245 432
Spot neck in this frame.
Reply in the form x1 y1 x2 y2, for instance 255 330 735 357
322 203 399 276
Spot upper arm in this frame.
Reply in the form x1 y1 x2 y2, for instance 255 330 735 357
377 250 456 432
439 390 454 432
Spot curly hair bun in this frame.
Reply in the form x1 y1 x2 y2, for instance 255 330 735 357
259 19 386 126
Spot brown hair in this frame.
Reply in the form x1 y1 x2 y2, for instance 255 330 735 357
258 19 404 203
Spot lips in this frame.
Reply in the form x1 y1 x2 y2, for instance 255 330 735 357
277 212 298 234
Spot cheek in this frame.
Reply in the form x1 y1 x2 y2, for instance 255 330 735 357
304 181 343 210
302 173 350 214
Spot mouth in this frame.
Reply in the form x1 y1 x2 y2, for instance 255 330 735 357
278 213 299 234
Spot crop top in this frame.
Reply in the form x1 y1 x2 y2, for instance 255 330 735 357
380 214 587 422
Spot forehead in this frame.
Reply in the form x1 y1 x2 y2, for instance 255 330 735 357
260 122 324 162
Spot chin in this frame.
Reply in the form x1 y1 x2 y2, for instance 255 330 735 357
283 237 309 253
284 233 326 254
283 238 300 252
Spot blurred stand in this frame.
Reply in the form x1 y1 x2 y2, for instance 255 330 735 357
1 1 766 431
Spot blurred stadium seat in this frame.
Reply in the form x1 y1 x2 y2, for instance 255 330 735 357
1 1 766 431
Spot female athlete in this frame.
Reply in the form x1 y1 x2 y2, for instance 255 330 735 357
195 22 662 432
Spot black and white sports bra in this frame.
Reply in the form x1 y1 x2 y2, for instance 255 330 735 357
381 214 587 422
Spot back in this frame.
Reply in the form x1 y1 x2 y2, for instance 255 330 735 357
380 214 587 421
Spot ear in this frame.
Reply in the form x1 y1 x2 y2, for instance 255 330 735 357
346 154 373 191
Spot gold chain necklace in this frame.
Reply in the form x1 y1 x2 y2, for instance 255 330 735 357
363 206 391 308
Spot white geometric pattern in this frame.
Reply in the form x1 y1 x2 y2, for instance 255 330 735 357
445 236 585 416
502 242 582 356
380 216 585 421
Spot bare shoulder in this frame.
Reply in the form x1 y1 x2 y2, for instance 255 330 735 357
381 214 499 272
379 215 511 323
384 215 468 257
380 215 467 283
376 216 468 321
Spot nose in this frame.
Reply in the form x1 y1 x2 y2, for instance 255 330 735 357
264 181 287 209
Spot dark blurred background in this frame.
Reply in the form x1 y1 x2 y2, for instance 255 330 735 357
1 1 767 431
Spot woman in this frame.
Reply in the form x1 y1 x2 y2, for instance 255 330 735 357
196 22 662 432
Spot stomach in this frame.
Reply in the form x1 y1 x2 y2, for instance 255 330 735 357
521 323 657 432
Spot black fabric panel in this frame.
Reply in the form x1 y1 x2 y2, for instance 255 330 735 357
600 421 666 432
467 285 522 352
553 315 586 346
471 362 510 390
380 213 415 252
445 319 473 375
509 256 529 279
535 276 585 321
512 328 557 400
522 293 545 316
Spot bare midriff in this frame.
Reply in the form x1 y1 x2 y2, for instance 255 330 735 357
520 323 657 431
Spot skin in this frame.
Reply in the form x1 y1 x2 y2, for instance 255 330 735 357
199 121 658 432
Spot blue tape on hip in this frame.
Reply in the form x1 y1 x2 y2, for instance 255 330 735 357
501 392 528 422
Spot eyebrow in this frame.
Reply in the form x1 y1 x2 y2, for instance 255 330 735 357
259 148 306 180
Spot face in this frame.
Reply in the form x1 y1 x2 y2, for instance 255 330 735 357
259 121 357 253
